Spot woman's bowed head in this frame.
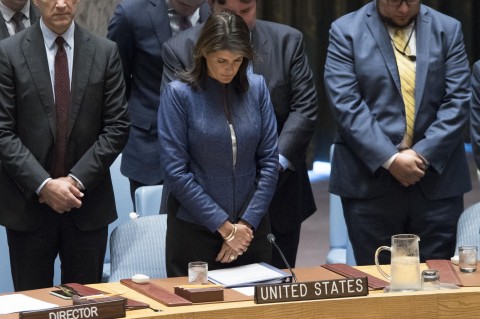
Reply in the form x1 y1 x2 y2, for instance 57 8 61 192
181 10 254 91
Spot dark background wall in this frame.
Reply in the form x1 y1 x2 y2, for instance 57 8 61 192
77 0 480 162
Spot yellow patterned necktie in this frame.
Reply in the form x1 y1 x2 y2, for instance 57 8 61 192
393 28 416 148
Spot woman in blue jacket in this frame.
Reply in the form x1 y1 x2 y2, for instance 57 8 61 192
158 10 279 276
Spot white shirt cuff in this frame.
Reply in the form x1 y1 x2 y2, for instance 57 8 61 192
36 178 52 195
68 174 85 190
382 153 399 170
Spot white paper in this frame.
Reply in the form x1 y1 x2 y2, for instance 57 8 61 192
0 294 58 314
207 263 290 287
232 286 255 296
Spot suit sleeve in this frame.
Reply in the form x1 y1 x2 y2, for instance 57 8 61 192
69 44 130 190
278 32 318 165
324 22 399 173
107 3 134 99
412 22 470 173
471 61 480 169
0 44 50 196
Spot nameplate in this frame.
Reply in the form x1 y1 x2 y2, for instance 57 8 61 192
254 277 369 304
19 299 125 319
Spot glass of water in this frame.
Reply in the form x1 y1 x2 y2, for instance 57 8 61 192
459 246 477 273
188 261 208 284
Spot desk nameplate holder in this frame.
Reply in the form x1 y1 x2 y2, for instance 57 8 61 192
174 286 224 303
254 277 368 304
19 298 125 319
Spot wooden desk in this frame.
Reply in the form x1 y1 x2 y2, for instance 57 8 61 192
5 266 480 319
90 265 480 319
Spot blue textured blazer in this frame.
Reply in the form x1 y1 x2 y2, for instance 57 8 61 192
162 20 317 232
158 74 279 233
324 1 471 200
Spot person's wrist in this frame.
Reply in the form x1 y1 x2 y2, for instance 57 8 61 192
68 176 82 190
237 219 252 229
218 221 233 237
68 174 85 190
223 224 237 242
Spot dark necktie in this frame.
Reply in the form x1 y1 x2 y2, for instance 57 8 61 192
11 12 25 34
52 37 70 178
179 16 192 31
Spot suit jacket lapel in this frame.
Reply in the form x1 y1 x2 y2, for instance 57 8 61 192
414 7 431 113
0 14 9 39
149 0 172 43
251 23 271 77
29 4 41 24
199 3 210 22
70 24 94 135
23 23 56 138
366 5 402 95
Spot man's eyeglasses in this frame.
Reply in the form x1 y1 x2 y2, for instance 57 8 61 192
386 0 420 6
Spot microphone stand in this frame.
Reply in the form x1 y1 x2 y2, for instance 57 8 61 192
267 234 298 283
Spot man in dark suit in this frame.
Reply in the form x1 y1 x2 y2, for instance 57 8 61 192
162 0 318 268
324 0 471 265
0 0 39 38
0 0 129 291
107 0 210 203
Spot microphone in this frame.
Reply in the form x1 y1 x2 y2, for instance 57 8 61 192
267 233 298 283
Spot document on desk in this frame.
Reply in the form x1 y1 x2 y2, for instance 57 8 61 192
208 262 291 288
0 294 58 314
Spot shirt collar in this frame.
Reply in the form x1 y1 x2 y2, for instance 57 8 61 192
387 21 415 38
40 18 75 50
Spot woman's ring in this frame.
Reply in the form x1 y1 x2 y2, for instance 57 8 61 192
229 255 235 260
